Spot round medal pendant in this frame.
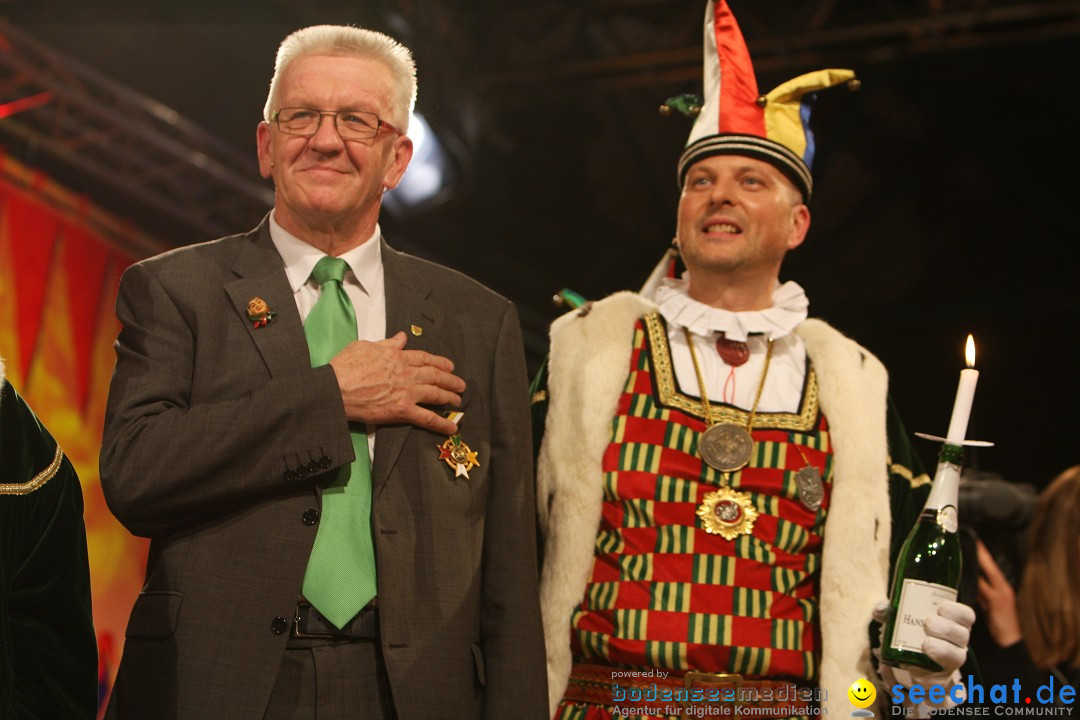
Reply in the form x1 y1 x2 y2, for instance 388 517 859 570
795 466 824 511
699 423 754 472
697 486 759 540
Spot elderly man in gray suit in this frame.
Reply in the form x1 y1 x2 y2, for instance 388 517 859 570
100 25 547 720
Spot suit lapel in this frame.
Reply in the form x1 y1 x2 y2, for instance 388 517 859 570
224 222 311 378
372 241 444 496
222 229 445 493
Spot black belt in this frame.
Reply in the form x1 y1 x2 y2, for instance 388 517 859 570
292 600 378 640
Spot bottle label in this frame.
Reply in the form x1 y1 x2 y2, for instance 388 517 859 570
889 579 958 653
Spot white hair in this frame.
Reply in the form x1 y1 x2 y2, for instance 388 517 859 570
263 25 417 132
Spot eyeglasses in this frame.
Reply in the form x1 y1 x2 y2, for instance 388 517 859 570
271 107 401 141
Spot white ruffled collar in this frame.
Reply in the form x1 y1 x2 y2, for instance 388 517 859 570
654 277 809 342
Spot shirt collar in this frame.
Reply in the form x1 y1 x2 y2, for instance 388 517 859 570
654 277 809 342
269 211 382 295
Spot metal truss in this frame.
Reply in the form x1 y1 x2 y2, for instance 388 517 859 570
0 17 272 252
472 0 1080 104
1 0 1075 313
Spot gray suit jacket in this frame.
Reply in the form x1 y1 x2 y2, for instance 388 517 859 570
100 219 547 719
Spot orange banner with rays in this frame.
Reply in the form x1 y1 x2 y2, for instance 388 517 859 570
0 167 148 712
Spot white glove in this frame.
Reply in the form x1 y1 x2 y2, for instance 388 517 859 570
922 601 975 678
873 600 975 717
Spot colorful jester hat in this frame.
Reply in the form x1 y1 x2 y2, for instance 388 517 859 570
673 0 859 202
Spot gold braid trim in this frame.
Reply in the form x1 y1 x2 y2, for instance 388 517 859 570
0 444 64 496
644 312 819 431
888 458 931 489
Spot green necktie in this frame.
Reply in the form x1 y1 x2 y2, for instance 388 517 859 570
301 256 377 628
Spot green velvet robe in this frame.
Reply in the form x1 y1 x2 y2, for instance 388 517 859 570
0 376 97 719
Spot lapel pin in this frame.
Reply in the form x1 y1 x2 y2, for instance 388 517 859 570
411 324 423 336
437 412 478 479
246 297 276 328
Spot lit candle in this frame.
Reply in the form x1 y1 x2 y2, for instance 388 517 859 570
945 335 979 443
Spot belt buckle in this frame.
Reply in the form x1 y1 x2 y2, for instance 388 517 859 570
683 671 744 714
291 602 339 639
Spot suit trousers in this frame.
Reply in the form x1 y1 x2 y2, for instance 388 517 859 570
264 635 396 720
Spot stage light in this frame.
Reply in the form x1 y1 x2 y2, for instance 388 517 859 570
383 111 456 214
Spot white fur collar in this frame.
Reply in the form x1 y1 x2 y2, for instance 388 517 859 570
0 354 6 388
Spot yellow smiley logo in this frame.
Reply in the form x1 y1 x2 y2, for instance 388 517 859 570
848 678 876 709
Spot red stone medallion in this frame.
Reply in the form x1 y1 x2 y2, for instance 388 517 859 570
716 333 750 366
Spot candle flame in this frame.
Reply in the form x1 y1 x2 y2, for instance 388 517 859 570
965 334 976 368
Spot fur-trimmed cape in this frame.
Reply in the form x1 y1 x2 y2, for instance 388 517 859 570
536 291 894 716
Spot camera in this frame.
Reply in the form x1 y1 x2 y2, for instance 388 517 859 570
957 469 1036 588
956 470 1038 663
958 469 1037 534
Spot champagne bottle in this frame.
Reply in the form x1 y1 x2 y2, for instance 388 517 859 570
880 443 963 671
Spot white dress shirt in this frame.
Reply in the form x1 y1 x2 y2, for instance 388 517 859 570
269 211 386 455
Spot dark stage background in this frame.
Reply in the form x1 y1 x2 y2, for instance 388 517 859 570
3 0 1078 492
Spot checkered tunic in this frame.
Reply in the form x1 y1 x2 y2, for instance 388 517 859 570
568 314 835 684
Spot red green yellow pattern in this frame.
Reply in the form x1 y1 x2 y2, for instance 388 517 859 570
567 314 834 710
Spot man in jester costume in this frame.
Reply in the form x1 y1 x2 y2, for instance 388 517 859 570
534 2 976 717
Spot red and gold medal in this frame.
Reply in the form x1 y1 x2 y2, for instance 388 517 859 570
436 412 479 479
696 486 758 540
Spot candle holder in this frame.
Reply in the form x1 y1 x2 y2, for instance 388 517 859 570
912 432 993 448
